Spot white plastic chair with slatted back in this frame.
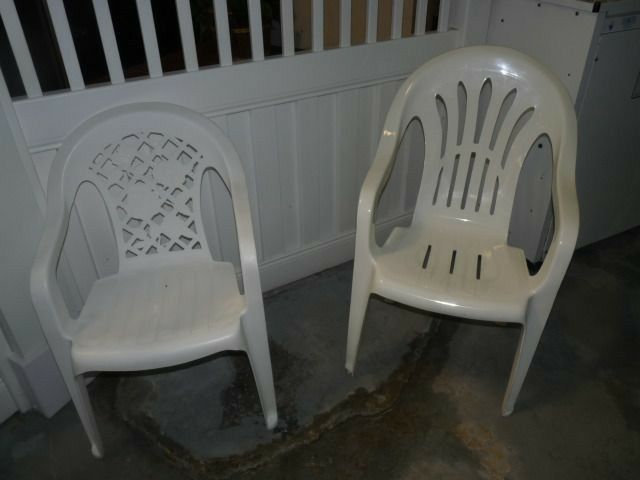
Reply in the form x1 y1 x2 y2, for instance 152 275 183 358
345 46 579 415
31 103 277 457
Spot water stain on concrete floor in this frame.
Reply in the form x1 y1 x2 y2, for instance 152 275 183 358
115 263 434 477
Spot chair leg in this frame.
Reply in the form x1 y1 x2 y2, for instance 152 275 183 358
501 319 546 416
242 313 278 429
345 256 374 373
60 370 104 458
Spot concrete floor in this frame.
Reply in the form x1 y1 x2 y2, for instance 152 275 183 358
2 228 640 479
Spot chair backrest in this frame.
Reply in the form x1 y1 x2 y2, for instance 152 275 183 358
389 46 575 242
47 103 245 271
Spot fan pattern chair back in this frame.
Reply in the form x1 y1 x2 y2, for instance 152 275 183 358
345 46 579 416
400 48 571 246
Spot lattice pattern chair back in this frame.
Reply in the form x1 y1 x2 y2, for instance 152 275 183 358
393 48 570 238
89 133 206 261
32 103 277 458
51 105 238 269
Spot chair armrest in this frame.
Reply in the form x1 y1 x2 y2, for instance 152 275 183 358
228 170 265 315
30 202 73 341
357 127 404 253
529 134 579 298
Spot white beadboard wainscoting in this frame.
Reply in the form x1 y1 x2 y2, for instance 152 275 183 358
21 32 457 316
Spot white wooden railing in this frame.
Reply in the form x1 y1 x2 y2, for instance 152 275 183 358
1 0 451 98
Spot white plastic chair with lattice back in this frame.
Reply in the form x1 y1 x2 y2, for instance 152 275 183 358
345 46 579 415
31 103 277 457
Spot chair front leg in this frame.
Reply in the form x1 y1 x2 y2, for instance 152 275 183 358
242 311 278 429
501 297 551 416
57 356 104 457
345 253 375 373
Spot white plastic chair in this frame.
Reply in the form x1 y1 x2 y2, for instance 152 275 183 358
346 46 579 415
31 103 277 457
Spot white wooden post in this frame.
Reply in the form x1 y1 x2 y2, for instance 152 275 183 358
176 0 199 72
213 0 233 65
281 0 295 56
391 0 404 39
0 0 42 97
340 0 351 47
414 0 428 36
136 0 163 77
248 0 265 60
312 0 324 52
366 0 378 43
92 0 125 84
46 0 84 91
438 0 451 33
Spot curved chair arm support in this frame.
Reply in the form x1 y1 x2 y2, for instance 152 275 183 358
228 162 265 320
530 122 579 300
356 111 405 253
30 199 73 341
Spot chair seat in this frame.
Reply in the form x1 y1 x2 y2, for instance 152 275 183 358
71 260 247 373
372 226 532 323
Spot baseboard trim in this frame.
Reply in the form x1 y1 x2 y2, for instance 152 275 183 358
259 213 413 292
9 345 69 418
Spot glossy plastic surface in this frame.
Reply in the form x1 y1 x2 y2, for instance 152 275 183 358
30 103 278 457
345 46 579 415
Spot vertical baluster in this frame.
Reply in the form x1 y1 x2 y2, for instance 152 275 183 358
312 0 323 52
175 0 198 71
92 0 124 84
135 0 163 77
414 0 427 36
437 0 450 33
213 0 232 66
391 0 403 39
340 0 351 47
0 0 42 97
281 0 294 56
46 0 84 90
365 0 377 44
248 0 264 60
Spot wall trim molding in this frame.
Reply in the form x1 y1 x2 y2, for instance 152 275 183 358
260 212 413 292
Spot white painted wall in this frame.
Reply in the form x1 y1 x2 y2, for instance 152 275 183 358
0 309 31 421
575 0 640 246
0 77 47 419
0 76 47 359
487 0 597 102
485 0 597 260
